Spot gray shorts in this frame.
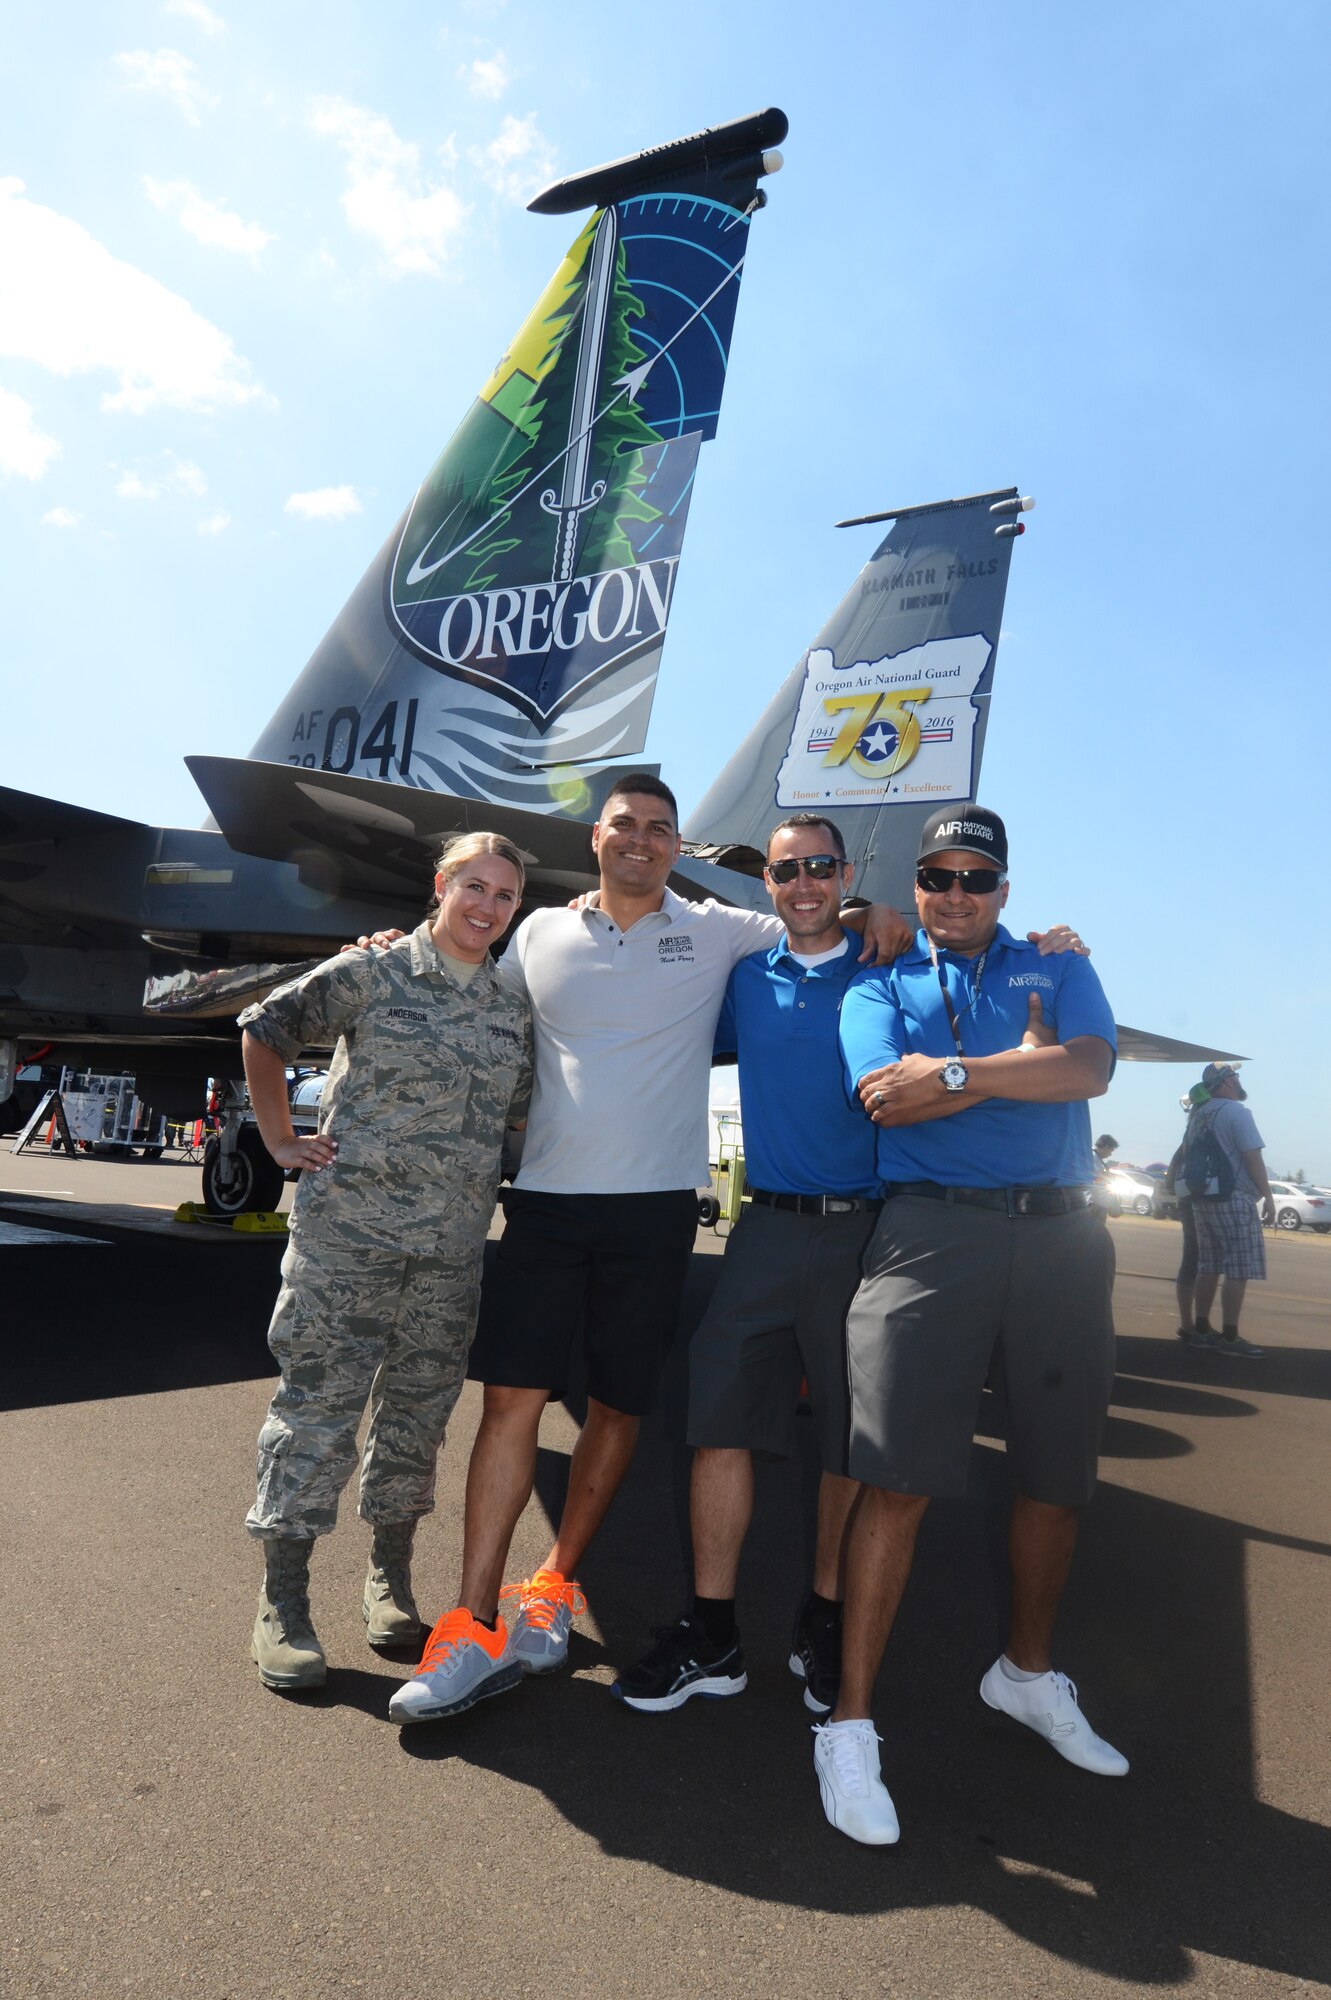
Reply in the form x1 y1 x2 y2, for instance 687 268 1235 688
846 1192 1116 1506
687 1200 877 1471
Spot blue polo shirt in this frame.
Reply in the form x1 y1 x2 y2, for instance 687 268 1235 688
714 930 879 1198
838 924 1117 1189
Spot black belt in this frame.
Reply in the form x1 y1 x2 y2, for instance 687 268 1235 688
883 1180 1092 1217
748 1187 883 1217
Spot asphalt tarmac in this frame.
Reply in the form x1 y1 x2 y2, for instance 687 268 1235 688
2 1146 1329 1999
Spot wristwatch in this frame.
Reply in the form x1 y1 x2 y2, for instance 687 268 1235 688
940 1057 969 1092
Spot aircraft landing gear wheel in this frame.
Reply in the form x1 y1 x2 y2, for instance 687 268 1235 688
1134 1195 1153 1216
202 1127 284 1217
1276 1207 1301 1231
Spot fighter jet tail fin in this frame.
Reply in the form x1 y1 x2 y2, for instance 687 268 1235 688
246 110 788 816
683 488 1031 910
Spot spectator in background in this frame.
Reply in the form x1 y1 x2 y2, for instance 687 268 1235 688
1166 1087 1207 1345
1185 1063 1273 1359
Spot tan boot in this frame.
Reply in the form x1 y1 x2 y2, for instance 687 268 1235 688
251 1537 326 1690
363 1521 423 1650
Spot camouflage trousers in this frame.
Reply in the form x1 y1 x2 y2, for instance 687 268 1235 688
245 1238 481 1540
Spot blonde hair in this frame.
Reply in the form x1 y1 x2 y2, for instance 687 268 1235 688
429 831 526 912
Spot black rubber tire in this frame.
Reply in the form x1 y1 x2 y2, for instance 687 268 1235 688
202 1126 285 1217
1275 1207 1301 1232
696 1193 721 1227
1134 1195 1153 1216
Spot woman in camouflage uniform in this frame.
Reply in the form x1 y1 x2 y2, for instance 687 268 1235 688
239 832 532 1693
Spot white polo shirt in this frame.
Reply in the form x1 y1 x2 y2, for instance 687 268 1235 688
497 889 782 1194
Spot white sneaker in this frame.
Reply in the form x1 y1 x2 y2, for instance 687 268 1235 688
979 1658 1129 1776
388 1609 522 1724
812 1719 900 1845
500 1568 586 1676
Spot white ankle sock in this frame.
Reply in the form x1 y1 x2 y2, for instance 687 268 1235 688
1000 1655 1047 1683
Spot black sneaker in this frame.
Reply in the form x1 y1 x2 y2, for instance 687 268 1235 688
789 1598 841 1715
611 1619 747 1713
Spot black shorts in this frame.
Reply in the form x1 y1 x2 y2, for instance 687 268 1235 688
1177 1196 1198 1286
468 1188 699 1416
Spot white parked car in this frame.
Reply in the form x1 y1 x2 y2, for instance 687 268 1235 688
1096 1165 1160 1217
1267 1180 1331 1233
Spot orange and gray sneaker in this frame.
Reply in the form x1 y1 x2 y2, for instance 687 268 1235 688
387 1607 522 1724
501 1569 587 1675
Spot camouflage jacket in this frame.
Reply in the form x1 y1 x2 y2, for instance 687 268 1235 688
239 922 532 1256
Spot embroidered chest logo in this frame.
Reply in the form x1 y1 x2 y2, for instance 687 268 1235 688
1007 973 1053 990
387 1007 429 1023
658 933 695 964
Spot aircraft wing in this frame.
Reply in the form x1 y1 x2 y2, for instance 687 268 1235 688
1113 1026 1247 1065
185 755 768 912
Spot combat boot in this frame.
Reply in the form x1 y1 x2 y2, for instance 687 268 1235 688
363 1520 423 1650
251 1537 326 1690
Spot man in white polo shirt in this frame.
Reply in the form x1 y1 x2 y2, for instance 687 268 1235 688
389 775 910 1725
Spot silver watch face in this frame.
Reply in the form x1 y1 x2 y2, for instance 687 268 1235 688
941 1058 968 1092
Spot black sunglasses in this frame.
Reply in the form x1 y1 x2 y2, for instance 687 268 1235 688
916 866 1005 894
766 854 844 883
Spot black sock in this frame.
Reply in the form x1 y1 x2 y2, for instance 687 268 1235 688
806 1590 842 1624
689 1594 736 1648
1221 1324 1239 1339
1194 1317 1215 1333
474 1612 497 1632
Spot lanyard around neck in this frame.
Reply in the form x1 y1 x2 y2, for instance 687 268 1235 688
927 938 987 1058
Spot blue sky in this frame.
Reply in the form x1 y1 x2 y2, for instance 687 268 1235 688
3 2 1329 1177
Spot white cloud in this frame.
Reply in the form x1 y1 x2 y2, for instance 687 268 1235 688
114 48 216 126
470 114 556 206
144 177 274 261
164 0 225 32
309 97 467 276
115 452 209 500
0 385 60 479
464 53 512 100
42 505 81 529
198 509 231 534
285 485 362 521
0 179 270 416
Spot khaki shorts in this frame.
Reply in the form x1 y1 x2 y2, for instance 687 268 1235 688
846 1192 1116 1506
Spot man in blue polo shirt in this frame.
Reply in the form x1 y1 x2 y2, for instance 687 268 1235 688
613 812 1085 1718
811 804 1124 1848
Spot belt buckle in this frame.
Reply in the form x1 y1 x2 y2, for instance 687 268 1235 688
1012 1189 1033 1217
826 1197 854 1215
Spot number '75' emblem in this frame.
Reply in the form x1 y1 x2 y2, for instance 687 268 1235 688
819 686 932 778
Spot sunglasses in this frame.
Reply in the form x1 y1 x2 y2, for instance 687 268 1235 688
916 866 1005 895
765 854 844 883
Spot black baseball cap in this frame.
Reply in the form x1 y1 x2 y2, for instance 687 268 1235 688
917 805 1008 870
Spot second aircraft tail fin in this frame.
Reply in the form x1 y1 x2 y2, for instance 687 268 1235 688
684 488 1032 908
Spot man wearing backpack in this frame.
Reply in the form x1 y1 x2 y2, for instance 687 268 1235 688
1184 1063 1274 1359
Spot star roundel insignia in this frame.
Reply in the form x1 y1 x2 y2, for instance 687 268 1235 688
856 720 900 764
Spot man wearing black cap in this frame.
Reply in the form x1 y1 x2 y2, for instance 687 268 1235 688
1185 1064 1272 1358
811 804 1123 1846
